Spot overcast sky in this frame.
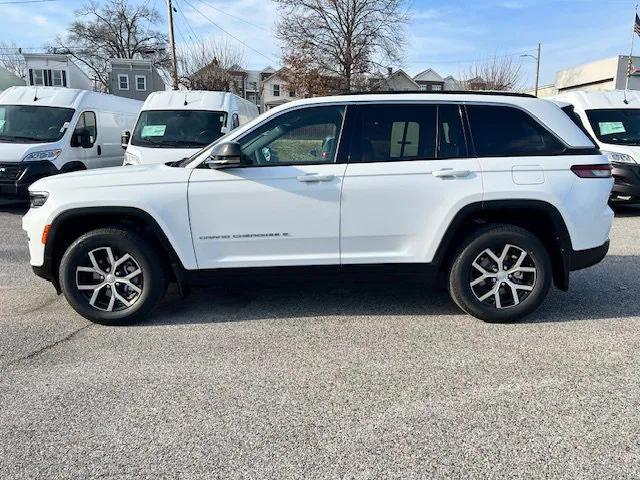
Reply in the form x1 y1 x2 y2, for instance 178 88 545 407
1 0 638 89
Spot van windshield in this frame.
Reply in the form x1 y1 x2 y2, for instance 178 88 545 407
0 105 75 143
586 109 640 145
131 109 227 148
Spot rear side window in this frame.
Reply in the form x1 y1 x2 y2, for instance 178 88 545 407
467 105 565 157
348 104 467 163
561 105 596 144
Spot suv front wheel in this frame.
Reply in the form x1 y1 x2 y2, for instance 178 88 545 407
448 225 552 323
59 227 168 325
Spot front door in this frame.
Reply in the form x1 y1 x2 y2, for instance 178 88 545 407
70 111 104 169
188 105 347 269
340 103 484 264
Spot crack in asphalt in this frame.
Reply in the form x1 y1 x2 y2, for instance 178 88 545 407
1 323 92 370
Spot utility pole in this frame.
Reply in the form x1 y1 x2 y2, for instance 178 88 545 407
534 42 541 97
166 0 179 90
521 43 541 96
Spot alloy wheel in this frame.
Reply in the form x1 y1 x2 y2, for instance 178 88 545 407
469 244 537 309
75 246 144 312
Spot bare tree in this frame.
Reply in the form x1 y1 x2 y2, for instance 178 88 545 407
275 0 409 92
279 49 341 98
54 0 168 91
0 42 26 80
177 39 245 92
462 56 523 91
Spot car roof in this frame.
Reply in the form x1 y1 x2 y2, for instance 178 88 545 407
552 90 640 110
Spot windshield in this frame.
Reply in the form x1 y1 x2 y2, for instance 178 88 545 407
586 109 640 145
0 105 74 143
131 109 227 149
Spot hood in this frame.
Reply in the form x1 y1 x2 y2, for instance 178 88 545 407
0 142 59 163
29 163 192 193
127 145 200 165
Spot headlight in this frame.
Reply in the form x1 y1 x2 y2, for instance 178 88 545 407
22 149 62 162
124 151 140 166
29 191 49 208
603 151 637 164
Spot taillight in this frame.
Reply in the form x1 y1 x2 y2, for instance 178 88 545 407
570 164 612 178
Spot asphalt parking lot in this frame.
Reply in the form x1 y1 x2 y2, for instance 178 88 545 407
1 203 640 479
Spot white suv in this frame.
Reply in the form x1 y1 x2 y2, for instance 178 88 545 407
23 92 614 325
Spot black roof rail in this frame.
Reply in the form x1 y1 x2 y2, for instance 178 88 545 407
336 90 537 99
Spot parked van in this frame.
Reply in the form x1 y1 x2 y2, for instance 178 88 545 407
123 91 259 166
552 90 640 203
0 86 141 199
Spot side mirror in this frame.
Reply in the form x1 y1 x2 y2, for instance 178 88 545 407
121 130 131 150
72 129 93 148
204 141 242 169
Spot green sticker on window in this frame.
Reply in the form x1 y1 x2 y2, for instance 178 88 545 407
599 122 626 135
141 125 167 137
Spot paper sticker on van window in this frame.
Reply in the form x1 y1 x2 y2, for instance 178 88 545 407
599 122 626 135
141 125 166 137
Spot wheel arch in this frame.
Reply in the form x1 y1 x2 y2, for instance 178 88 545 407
41 206 187 293
433 200 573 291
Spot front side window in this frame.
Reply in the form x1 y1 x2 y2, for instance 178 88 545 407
467 104 565 157
0 105 74 143
238 105 345 166
348 103 467 163
131 110 228 148
273 84 280 97
585 108 640 145
119 74 129 90
71 111 97 147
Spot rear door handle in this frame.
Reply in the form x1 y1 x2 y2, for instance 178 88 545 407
432 168 470 179
297 174 335 182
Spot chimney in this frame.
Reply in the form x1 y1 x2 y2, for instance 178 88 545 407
387 67 393 76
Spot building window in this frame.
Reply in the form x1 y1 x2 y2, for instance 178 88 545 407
432 84 443 91
273 84 280 97
419 85 427 91
118 74 129 90
33 69 45 86
289 89 296 97
135 75 147 91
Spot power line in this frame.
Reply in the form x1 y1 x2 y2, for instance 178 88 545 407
193 0 270 32
403 49 539 65
175 0 203 45
181 0 277 63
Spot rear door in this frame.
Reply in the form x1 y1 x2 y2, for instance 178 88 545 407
339 102 483 264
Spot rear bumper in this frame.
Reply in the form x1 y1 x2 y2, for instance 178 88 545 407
611 163 640 198
0 161 58 199
570 240 609 271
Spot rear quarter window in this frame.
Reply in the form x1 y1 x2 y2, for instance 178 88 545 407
467 104 566 157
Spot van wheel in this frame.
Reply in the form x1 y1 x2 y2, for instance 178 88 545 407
448 225 552 323
59 227 167 325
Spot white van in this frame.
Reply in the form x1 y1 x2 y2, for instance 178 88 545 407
552 90 640 203
0 86 141 199
123 90 259 166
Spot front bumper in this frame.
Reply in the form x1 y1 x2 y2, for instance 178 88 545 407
570 240 610 272
611 163 640 199
0 161 58 199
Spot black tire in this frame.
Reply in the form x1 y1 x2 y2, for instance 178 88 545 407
59 227 168 325
448 224 552 323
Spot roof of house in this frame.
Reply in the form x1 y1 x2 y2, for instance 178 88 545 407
372 69 420 90
413 68 445 82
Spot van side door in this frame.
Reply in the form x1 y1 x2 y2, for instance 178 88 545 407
339 102 483 265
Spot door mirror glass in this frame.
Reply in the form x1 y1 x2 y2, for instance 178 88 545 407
204 141 242 169
72 129 93 148
121 130 131 150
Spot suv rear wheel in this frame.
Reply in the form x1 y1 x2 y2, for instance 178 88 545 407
448 225 552 323
59 227 167 325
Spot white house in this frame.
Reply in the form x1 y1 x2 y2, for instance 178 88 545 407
23 53 92 90
372 68 420 91
260 68 301 111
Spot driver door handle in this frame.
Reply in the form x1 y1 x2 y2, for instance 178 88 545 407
297 174 335 182
432 168 470 179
